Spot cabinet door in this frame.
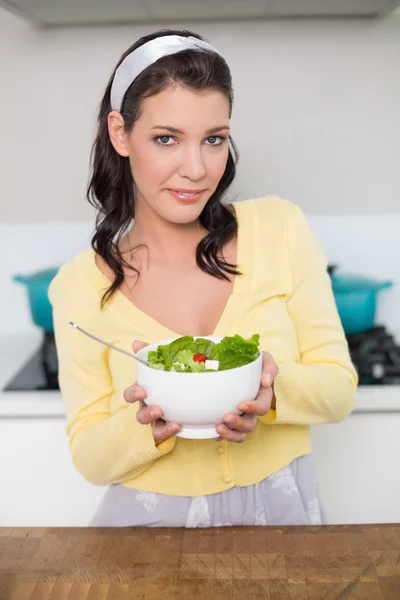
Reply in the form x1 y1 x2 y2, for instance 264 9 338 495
311 413 400 525
0 418 105 526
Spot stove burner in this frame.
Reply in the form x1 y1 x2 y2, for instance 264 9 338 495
346 326 400 385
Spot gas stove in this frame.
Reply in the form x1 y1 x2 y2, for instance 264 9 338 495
3 325 400 392
3 332 59 391
346 326 400 385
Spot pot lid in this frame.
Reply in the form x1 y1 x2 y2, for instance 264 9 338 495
13 267 60 285
330 273 393 292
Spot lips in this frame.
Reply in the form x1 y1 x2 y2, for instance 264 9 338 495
167 188 205 204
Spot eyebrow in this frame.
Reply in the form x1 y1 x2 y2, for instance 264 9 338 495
151 125 230 134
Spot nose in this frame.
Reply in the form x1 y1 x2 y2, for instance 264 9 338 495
177 144 207 182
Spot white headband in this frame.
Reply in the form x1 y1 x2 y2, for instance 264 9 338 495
110 35 220 112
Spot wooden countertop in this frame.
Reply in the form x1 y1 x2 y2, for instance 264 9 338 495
1 524 400 599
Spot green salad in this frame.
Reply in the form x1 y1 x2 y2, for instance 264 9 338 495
147 334 260 372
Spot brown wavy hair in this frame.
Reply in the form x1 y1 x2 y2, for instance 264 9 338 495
87 29 240 306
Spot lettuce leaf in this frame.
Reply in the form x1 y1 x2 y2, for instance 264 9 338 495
147 334 259 372
193 338 216 357
155 336 195 371
210 334 260 371
172 349 207 372
147 350 165 370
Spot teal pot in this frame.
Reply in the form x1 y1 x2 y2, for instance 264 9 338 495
328 266 393 335
13 267 60 334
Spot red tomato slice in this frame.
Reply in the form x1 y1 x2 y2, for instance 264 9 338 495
193 353 207 363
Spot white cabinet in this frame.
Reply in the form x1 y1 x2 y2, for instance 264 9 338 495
1 409 400 527
0 418 105 526
311 412 400 525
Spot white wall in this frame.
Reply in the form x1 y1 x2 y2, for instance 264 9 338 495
1 8 399 336
0 8 399 221
1 213 399 336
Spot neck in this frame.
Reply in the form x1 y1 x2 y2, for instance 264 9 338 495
125 196 207 265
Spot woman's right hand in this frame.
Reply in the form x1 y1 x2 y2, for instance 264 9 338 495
123 340 181 446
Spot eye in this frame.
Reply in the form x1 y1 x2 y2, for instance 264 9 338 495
155 135 175 146
205 136 225 146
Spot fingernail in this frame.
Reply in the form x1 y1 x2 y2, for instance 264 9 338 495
134 391 142 400
239 403 250 411
264 373 272 385
167 423 176 433
150 409 157 418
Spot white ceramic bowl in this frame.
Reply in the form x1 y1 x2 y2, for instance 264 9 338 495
135 336 263 439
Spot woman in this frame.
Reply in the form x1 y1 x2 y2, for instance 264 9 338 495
49 29 358 527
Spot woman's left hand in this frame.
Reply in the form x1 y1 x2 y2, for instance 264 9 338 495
216 352 279 443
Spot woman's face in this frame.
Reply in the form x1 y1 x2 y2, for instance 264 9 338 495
109 84 231 225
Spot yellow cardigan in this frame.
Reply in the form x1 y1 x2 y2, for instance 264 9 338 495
49 196 358 496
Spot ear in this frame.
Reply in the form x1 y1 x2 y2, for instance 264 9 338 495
107 111 129 157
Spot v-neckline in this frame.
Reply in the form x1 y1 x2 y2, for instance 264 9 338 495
81 200 254 340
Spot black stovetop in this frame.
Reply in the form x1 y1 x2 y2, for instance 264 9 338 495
3 332 59 391
3 326 400 392
346 325 400 385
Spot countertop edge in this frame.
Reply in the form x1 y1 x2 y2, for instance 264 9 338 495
1 387 400 419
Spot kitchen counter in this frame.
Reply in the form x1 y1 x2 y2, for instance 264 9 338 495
1 334 400 418
1 336 400 528
1 524 400 599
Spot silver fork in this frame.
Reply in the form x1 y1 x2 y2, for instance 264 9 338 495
68 322 149 366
